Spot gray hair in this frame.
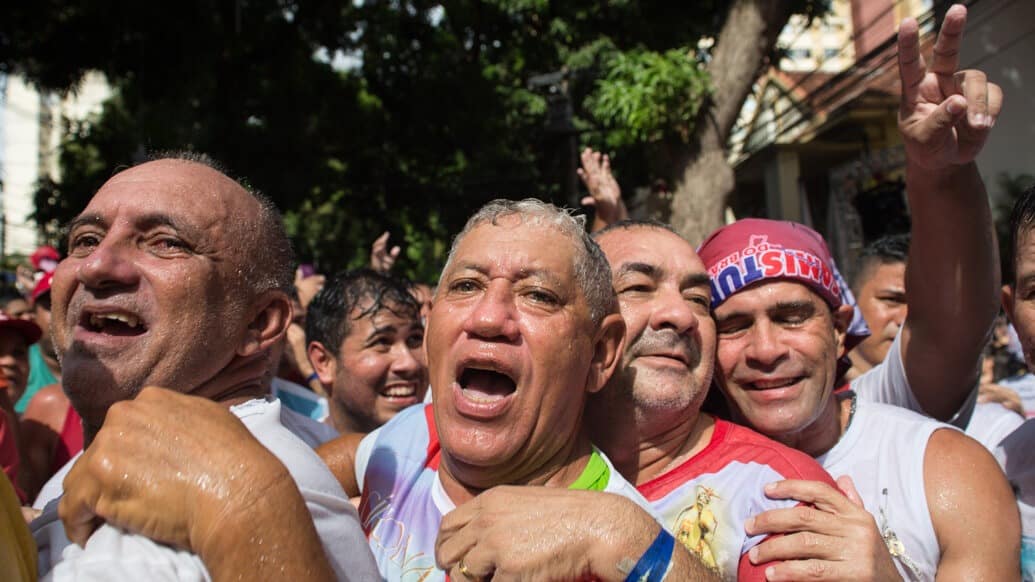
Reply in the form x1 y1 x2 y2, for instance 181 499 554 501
442 198 616 324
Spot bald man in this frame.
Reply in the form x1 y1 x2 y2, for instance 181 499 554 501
32 154 377 581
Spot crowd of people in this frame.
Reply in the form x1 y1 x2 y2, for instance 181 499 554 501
1 4 1034 581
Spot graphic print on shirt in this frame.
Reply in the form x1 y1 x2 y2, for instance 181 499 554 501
878 487 923 581
358 405 445 581
639 420 838 580
674 485 722 573
362 487 438 581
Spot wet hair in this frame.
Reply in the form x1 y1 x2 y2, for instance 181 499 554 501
143 151 295 296
1009 185 1035 285
442 198 616 324
305 268 422 355
851 233 910 293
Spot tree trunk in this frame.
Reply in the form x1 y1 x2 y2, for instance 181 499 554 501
656 0 795 244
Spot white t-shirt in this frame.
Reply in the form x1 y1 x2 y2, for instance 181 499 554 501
994 420 1035 581
356 404 657 581
33 402 341 510
966 402 1024 453
817 399 947 581
33 398 379 582
851 330 976 429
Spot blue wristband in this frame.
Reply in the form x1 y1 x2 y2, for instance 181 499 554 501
624 528 675 582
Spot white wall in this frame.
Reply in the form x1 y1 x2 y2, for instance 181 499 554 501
962 0 1035 204
0 72 110 257
1 75 44 257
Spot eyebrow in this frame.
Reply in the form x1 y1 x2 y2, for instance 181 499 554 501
366 324 398 340
615 262 659 279
714 299 816 322
64 213 107 236
769 300 815 313
451 262 566 289
681 272 711 290
1016 273 1035 290
65 212 200 239
616 262 710 290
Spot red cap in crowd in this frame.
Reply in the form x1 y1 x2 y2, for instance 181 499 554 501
30 246 60 273
31 272 53 305
0 311 41 345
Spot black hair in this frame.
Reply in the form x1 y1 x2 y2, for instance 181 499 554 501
851 233 910 292
1008 185 1035 285
305 268 422 355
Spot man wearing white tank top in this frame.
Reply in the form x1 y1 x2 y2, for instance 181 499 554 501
696 7 1019 580
998 181 1035 580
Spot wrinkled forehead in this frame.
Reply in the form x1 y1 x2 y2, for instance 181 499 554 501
448 221 580 283
597 226 704 274
80 160 257 241
714 278 831 315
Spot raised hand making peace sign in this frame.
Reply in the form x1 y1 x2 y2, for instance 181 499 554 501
897 4 1003 169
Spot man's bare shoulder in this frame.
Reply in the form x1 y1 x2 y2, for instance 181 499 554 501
924 428 1020 579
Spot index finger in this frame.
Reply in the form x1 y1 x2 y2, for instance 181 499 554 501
437 497 479 537
764 479 851 513
929 4 967 77
435 504 479 568
897 16 925 109
59 461 104 546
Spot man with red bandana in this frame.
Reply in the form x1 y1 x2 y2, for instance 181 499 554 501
690 9 1020 575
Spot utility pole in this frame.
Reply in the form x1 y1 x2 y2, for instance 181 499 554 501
528 68 580 207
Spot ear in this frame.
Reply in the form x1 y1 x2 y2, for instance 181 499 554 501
832 304 854 359
238 290 292 357
307 341 338 397
586 312 627 394
1002 284 1017 325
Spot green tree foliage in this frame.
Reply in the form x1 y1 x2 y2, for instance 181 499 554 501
587 46 711 147
2 0 820 282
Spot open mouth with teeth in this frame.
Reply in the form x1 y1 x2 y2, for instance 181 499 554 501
83 312 147 336
746 377 804 390
458 367 517 404
380 384 419 402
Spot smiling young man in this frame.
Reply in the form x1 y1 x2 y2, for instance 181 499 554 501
845 235 908 380
306 268 428 434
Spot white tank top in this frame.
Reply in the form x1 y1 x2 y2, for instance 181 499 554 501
816 398 947 581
